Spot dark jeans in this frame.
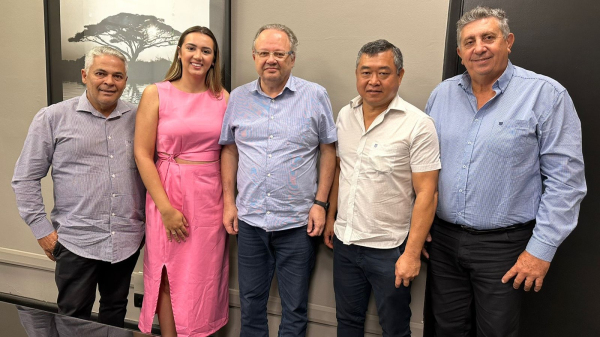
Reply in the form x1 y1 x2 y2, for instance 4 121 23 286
427 219 534 337
237 220 316 337
333 236 411 337
53 241 140 328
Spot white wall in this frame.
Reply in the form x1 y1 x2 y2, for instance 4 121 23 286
0 0 449 335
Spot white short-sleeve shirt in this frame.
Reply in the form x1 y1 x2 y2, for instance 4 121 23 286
334 94 441 248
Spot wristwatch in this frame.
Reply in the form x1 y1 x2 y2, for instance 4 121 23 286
314 199 330 211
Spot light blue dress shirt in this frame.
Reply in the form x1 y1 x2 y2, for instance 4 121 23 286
219 75 337 231
426 61 586 261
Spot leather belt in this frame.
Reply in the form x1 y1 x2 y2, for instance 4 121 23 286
435 217 535 235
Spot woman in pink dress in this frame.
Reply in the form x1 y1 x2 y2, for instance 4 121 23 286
134 26 229 337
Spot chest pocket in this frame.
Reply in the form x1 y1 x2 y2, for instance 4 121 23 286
368 143 407 173
487 119 538 158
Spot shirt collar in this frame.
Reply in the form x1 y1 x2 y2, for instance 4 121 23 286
252 74 297 97
350 93 407 115
76 91 131 119
458 60 515 94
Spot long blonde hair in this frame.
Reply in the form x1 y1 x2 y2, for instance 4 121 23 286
164 26 223 98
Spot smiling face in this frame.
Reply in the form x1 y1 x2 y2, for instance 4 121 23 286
457 17 514 85
253 29 295 88
178 32 215 80
356 50 404 112
81 54 127 116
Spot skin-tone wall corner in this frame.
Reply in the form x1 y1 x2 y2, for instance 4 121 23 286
0 0 449 335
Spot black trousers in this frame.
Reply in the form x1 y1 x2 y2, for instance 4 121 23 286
53 242 140 327
426 219 534 337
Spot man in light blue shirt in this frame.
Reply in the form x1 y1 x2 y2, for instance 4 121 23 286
425 6 586 336
219 24 337 336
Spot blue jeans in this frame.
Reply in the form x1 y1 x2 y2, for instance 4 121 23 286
333 236 411 337
237 220 316 337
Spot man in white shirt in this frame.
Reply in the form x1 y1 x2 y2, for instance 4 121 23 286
324 39 440 336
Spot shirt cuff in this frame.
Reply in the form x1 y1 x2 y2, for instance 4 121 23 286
30 218 56 240
525 237 557 262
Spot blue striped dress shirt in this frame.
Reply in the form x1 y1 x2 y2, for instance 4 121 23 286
425 62 586 261
219 75 337 231
12 93 146 263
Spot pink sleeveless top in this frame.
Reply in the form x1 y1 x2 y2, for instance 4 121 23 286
155 81 226 162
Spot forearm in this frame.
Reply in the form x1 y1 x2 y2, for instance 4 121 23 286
221 144 239 206
404 189 437 258
135 155 173 214
326 158 340 222
12 179 55 239
315 143 336 202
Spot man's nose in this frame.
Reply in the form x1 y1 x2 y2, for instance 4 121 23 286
368 73 380 85
104 75 115 85
474 39 487 53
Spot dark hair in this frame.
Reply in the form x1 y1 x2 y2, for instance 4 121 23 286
356 39 403 74
164 26 223 98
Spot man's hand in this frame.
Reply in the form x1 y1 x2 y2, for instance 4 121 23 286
324 217 335 249
307 204 326 237
502 250 551 292
37 231 58 261
395 253 421 288
161 207 189 243
223 202 239 235
421 232 432 259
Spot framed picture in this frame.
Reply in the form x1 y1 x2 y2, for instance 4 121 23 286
44 0 230 105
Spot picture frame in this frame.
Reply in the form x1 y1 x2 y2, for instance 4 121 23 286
44 0 230 105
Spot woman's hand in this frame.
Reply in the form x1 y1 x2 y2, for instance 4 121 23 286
161 207 189 243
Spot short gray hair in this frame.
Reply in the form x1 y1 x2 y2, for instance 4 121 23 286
84 46 128 73
252 24 299 54
457 6 510 44
356 39 403 74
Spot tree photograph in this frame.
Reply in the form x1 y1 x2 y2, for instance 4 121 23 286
55 0 212 103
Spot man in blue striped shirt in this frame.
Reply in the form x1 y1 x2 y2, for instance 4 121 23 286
12 46 145 327
425 6 586 336
219 24 337 336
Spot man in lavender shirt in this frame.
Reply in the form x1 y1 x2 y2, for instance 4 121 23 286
219 24 337 336
12 46 145 327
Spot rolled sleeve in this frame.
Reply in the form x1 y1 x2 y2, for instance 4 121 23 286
410 116 441 173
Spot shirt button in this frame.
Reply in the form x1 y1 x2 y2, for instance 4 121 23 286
270 116 274 119
267 173 271 177
271 99 274 103
467 141 472 145
267 193 271 196
112 193 116 197
109 155 114 158
108 136 112 139
267 211 271 214
474 119 479 122
462 165 467 169
268 154 272 158
459 189 463 192
111 231 115 235
458 212 462 216
111 213 115 216
111 174 116 178
269 135 273 139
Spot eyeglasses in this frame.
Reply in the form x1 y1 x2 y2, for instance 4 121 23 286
253 50 294 60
